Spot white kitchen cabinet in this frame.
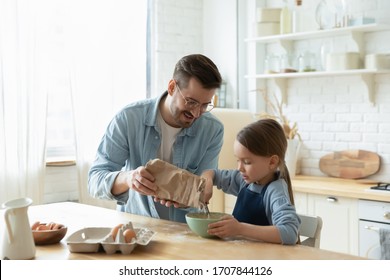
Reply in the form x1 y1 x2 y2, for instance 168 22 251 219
307 193 359 255
246 4 390 105
293 191 308 215
223 188 359 255
290 191 359 255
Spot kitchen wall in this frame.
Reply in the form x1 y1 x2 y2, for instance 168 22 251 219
150 0 390 183
151 0 238 107
254 0 390 182
44 0 209 203
151 0 203 96
45 0 390 203
45 166 78 203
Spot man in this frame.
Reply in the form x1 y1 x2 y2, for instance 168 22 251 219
88 54 224 223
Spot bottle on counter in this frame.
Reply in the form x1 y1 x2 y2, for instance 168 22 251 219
280 0 292 34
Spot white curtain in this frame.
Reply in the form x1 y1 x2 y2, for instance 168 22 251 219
0 0 50 205
66 0 147 206
0 0 147 206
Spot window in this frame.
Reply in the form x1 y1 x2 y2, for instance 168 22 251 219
45 0 149 162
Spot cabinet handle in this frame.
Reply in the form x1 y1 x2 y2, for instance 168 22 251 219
326 197 338 202
384 212 390 220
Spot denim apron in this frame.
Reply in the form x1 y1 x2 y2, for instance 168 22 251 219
232 182 271 226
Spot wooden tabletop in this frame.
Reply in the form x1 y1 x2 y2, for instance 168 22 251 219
20 202 364 260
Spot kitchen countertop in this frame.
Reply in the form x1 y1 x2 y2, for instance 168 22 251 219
292 175 390 202
21 202 364 260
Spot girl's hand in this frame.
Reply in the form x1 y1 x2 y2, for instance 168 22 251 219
207 215 241 238
201 170 215 204
203 177 213 204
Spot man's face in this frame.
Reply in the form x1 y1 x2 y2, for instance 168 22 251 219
169 78 216 128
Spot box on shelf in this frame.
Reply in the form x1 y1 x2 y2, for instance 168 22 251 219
256 8 281 23
326 52 361 71
348 17 375 27
365 53 390 70
253 22 280 37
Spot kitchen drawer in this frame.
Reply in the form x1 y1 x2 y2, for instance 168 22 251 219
358 199 390 223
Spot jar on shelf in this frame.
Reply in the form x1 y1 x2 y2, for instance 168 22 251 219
280 54 298 73
298 52 317 72
264 54 280 74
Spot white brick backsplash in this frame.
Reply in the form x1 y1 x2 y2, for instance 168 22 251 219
311 93 337 104
300 122 323 132
323 141 350 151
303 141 325 151
379 144 390 154
338 93 365 104
152 0 203 94
337 113 363 122
335 132 362 142
365 113 390 122
311 113 336 123
310 132 335 142
350 103 378 113
380 123 390 133
324 104 351 113
364 133 390 143
349 143 378 151
378 0 390 9
365 31 390 53
322 87 350 98
324 122 350 132
291 112 312 122
258 1 390 181
350 123 378 133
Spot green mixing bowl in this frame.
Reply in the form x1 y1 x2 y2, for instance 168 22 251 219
185 212 226 238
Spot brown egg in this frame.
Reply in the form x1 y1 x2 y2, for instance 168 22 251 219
46 222 55 230
31 221 40 230
53 223 64 230
36 224 50 231
123 229 136 243
110 224 124 240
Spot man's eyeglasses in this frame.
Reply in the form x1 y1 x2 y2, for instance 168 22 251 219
175 83 214 113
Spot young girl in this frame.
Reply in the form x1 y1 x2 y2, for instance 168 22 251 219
202 118 300 245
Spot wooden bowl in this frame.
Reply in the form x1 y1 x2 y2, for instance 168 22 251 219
32 225 68 245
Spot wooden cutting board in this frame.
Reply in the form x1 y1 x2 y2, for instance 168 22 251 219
319 150 380 179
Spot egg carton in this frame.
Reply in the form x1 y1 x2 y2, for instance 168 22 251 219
66 222 156 255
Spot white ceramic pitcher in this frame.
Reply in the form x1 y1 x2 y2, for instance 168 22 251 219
1 197 36 260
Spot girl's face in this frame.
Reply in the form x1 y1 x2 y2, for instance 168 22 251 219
233 139 279 185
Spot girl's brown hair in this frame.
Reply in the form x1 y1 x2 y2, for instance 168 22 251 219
236 118 295 205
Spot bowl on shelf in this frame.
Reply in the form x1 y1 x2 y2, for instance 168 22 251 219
32 223 68 245
185 212 226 238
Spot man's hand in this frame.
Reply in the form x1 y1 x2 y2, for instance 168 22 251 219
153 197 183 208
121 166 157 196
128 166 157 195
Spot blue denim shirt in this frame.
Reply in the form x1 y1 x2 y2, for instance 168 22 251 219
88 92 224 223
213 169 301 244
